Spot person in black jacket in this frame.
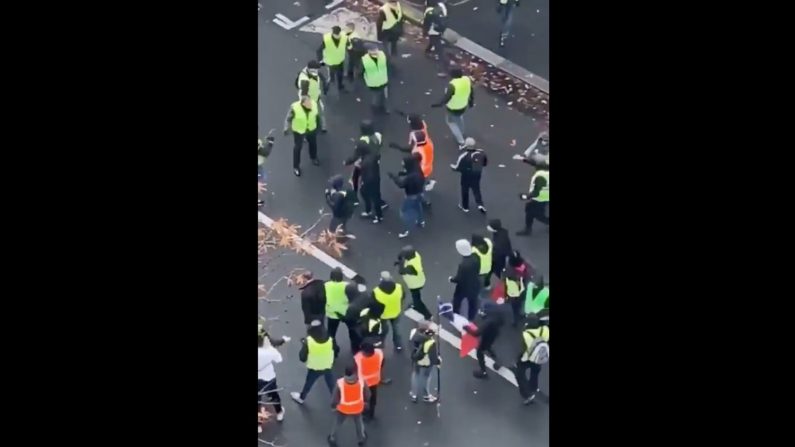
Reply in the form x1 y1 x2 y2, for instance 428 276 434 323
299 272 326 326
344 22 366 82
465 300 506 379
388 155 426 239
350 120 385 208
325 175 356 240
422 1 450 77
449 239 481 320
345 140 385 224
485 219 512 288
451 137 488 213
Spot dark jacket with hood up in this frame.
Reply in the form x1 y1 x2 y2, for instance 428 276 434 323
388 156 425 196
345 141 382 186
298 324 332 363
489 220 513 267
451 252 481 299
300 278 326 325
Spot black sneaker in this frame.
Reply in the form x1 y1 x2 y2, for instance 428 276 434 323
320 129 328 134
312 159 320 166
473 370 488 379
328 435 338 446
293 168 301 177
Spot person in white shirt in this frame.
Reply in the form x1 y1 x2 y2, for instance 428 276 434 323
258 328 289 425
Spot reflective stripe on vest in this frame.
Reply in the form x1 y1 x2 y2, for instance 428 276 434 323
324 280 349 319
297 71 321 101
367 318 382 335
521 327 549 362
402 253 426 290
530 170 549 202
290 101 318 134
345 30 359 50
322 33 348 66
526 285 550 314
447 77 472 111
381 3 403 30
416 339 435 366
373 284 403 319
306 336 334 371
361 52 388 88
336 378 365 415
354 349 384 386
473 238 493 275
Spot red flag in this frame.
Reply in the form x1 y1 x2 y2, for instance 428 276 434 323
490 281 505 302
460 323 480 358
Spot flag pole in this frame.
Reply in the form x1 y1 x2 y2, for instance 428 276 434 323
435 294 441 418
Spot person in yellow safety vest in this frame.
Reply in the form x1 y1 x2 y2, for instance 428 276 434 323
377 0 404 56
517 157 549 236
324 267 350 357
373 271 404 352
432 67 474 149
283 95 320 177
361 44 390 115
503 250 531 326
257 132 275 207
396 245 432 320
409 320 440 403
344 22 365 81
296 60 328 133
291 320 335 404
514 313 549 405
471 234 494 294
316 26 349 93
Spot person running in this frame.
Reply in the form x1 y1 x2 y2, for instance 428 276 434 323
258 327 289 423
514 313 549 405
328 366 369 447
284 95 320 177
450 239 482 321
409 320 440 403
325 175 357 240
389 113 435 199
450 137 488 213
465 300 506 379
291 320 335 405
422 1 450 77
372 271 404 353
432 67 474 149
388 156 426 239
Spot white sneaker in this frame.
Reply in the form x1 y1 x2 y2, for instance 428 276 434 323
276 410 285 422
258 425 263 434
425 180 436 191
458 204 470 213
345 233 357 240
478 205 487 214
290 392 305 404
423 395 438 403
398 231 410 238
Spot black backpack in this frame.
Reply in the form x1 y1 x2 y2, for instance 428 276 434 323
470 151 486 173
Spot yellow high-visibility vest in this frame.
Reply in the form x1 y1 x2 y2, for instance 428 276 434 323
322 32 348 66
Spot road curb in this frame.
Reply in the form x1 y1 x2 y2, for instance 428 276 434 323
366 0 549 94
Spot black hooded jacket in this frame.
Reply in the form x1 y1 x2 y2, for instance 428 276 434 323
300 279 326 325
451 254 481 299
389 156 425 196
345 141 382 185
465 303 505 347
491 224 512 264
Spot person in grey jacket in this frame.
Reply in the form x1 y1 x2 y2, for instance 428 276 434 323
329 366 370 446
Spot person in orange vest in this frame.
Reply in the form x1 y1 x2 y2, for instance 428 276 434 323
354 341 384 419
390 113 435 205
329 366 370 447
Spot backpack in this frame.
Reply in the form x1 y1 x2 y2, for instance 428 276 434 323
470 150 486 173
526 328 549 364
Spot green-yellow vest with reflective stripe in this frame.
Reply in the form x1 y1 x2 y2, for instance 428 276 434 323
521 326 549 362
324 280 349 319
323 32 348 66
505 274 525 299
525 285 549 314
345 30 359 50
297 70 321 102
416 339 435 366
381 3 402 30
402 253 426 290
361 52 388 88
374 284 403 319
530 170 549 202
447 77 472 111
290 100 318 134
306 336 334 370
472 238 493 275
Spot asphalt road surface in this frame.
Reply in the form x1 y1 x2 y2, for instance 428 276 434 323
259 2 549 445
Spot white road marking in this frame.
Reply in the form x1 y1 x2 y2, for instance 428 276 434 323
300 7 380 42
259 211 520 387
325 0 344 9
273 13 311 31
272 17 293 30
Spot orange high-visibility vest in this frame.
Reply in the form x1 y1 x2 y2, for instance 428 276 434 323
354 349 384 387
336 378 365 415
409 121 434 178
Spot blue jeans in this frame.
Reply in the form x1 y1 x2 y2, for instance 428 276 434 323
299 368 334 400
384 314 403 348
400 195 424 231
445 111 466 145
411 365 437 397
257 165 266 182
500 6 515 39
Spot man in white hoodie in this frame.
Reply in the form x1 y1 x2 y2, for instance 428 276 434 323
258 326 290 426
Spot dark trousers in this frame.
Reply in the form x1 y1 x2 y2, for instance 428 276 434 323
299 368 335 399
410 288 432 320
349 324 363 354
524 200 549 232
508 296 525 326
452 293 479 321
328 63 345 90
258 378 283 413
515 361 542 399
460 173 484 209
293 131 318 169
484 256 505 288
329 216 349 235
476 345 499 373
381 30 399 56
347 50 364 79
327 317 346 356
361 181 383 219
426 34 448 71
365 385 378 418
351 166 362 196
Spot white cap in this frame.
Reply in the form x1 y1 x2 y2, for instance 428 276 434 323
464 137 476 148
380 271 392 281
455 239 472 256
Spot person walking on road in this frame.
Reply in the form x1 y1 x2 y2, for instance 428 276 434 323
354 341 384 419
258 327 289 424
361 44 390 114
432 68 474 149
396 245 432 320
345 22 366 82
296 60 328 132
486 219 513 288
325 267 350 357
346 140 385 224
515 157 549 236
388 156 426 239
389 113 436 197
325 175 357 240
373 271 404 352
521 131 550 163
377 0 404 57
514 313 549 405
292 320 335 405
317 26 349 93
258 133 274 207
284 95 320 177
451 137 488 213
450 239 482 321
423 1 450 77
465 300 506 379
496 0 520 48
504 251 531 326
350 120 386 209
409 320 440 403
328 366 369 447
299 271 326 326
471 234 494 292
